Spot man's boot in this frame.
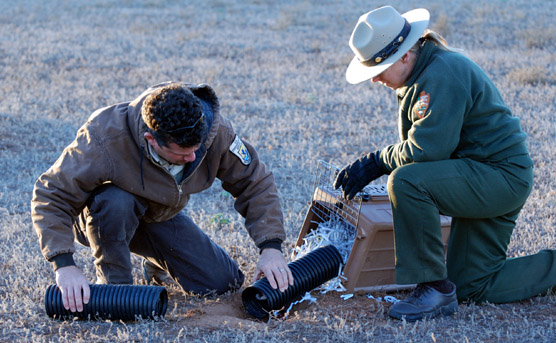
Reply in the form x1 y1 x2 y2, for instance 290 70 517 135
142 259 174 286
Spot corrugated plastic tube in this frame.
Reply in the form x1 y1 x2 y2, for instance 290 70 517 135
242 245 343 319
45 284 168 321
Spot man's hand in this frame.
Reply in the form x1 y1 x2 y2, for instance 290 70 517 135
334 151 385 200
253 248 294 292
55 265 90 312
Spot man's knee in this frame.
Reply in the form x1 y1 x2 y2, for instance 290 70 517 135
210 268 245 295
90 185 141 215
175 264 245 296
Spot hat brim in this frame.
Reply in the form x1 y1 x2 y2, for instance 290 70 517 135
345 8 430 85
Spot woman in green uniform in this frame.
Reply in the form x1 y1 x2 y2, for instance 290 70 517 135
334 6 556 322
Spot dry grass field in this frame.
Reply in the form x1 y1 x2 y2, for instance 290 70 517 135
1 0 555 342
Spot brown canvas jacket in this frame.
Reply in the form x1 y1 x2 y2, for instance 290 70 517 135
31 82 285 262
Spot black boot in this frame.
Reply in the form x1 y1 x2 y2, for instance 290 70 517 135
388 280 458 322
142 259 174 286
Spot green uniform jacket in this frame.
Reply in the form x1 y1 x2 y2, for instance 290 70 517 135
380 41 531 172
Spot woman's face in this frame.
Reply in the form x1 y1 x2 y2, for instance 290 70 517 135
371 52 416 90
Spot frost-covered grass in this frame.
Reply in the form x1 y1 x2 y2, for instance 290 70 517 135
1 0 555 342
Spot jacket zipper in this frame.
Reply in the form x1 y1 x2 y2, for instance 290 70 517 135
179 153 208 189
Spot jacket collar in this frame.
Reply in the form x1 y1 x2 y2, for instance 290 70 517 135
396 40 436 99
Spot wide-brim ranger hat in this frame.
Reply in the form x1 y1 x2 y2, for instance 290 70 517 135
346 6 430 84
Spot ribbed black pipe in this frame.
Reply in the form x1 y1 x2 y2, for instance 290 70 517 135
45 284 168 321
242 245 343 319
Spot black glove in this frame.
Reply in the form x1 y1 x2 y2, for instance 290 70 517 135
333 151 385 200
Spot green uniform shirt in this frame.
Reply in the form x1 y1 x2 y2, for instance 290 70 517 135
380 41 531 173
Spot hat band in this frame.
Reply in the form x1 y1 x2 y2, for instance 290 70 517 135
359 19 411 67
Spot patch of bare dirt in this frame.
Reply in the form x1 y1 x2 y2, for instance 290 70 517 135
168 287 395 331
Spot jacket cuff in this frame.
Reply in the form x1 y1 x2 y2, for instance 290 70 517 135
49 253 76 271
258 238 283 254
375 150 389 174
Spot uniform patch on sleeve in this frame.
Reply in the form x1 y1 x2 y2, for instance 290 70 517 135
413 91 430 119
230 135 252 165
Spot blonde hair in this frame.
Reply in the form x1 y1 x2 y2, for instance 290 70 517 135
409 29 464 55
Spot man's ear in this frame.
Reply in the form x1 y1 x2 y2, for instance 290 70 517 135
144 132 158 148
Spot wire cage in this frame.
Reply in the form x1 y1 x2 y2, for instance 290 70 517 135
300 160 391 240
308 160 362 240
294 160 451 292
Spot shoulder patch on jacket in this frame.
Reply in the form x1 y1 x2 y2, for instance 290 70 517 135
230 135 252 165
413 91 430 119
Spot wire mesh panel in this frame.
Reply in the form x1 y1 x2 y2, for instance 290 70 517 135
362 184 388 200
309 160 362 232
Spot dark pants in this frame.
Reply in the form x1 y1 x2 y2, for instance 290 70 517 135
73 185 244 295
388 157 556 303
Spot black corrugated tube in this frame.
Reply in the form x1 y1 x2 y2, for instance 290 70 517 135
45 284 168 321
242 245 343 319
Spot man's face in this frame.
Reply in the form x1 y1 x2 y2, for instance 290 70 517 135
154 142 200 165
144 132 200 165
